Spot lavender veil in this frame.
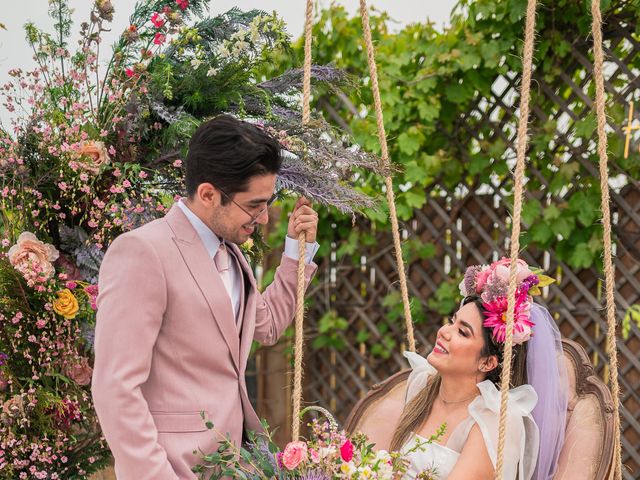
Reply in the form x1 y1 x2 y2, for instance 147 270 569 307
527 302 568 480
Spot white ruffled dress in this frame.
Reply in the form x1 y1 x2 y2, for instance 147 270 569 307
401 352 540 480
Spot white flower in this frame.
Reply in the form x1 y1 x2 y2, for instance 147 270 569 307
231 29 247 42
358 466 373 478
340 461 356 476
318 446 336 459
248 22 261 43
206 67 219 77
233 40 250 56
218 43 231 59
375 450 391 463
190 58 203 69
376 462 394 479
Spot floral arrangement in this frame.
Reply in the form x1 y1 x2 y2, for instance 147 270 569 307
0 0 380 477
0 232 104 477
459 258 555 344
193 408 443 480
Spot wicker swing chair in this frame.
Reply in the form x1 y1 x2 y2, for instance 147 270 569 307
343 338 616 480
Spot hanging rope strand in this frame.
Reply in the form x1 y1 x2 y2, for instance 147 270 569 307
590 1 623 478
290 0 314 442
495 0 538 478
358 0 415 352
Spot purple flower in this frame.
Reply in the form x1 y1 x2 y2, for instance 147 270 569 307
520 274 540 294
462 265 483 297
298 470 331 480
0 352 8 366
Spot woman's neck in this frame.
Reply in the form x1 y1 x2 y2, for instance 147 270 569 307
438 375 480 405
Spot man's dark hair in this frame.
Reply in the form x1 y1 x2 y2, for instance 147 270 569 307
185 115 282 202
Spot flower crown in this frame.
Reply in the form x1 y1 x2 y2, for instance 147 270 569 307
459 258 555 345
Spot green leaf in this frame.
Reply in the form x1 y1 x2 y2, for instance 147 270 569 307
405 160 426 185
568 242 594 269
543 204 561 221
427 281 459 315
531 223 554 244
522 199 542 225
551 215 575 239
480 41 501 68
403 190 427 210
559 161 580 180
356 330 370 343
622 304 640 339
397 127 424 156
574 113 597 138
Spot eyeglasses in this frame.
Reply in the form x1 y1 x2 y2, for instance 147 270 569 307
219 189 278 226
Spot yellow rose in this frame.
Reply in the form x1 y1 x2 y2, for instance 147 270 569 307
53 289 79 319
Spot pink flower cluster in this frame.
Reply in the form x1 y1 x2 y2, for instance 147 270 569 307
459 258 543 345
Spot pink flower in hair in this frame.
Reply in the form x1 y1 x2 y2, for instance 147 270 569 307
492 257 531 284
483 291 533 345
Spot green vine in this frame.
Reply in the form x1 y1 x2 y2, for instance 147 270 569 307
260 0 640 352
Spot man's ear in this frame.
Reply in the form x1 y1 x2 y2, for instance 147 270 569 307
197 183 219 207
479 355 499 373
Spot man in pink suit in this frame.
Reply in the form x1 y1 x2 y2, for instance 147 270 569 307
92 115 319 479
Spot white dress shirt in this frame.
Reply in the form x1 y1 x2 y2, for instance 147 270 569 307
177 200 319 318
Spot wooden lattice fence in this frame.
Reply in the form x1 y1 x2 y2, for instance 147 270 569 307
295 13 640 479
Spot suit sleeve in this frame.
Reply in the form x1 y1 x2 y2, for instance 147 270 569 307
91 233 179 480
252 255 317 346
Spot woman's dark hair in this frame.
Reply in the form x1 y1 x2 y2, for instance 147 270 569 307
462 295 528 388
185 114 282 201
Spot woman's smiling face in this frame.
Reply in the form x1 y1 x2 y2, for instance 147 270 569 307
427 301 492 378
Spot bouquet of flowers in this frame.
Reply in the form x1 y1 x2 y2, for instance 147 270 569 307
193 408 444 480
0 0 381 476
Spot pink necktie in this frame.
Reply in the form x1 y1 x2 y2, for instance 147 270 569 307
214 243 233 302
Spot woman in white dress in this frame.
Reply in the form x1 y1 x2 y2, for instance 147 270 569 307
390 258 568 480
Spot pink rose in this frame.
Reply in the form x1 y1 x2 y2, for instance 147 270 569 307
281 441 308 470
309 448 320 464
2 395 24 423
340 439 354 462
77 140 110 174
64 357 93 386
8 232 59 285
493 258 531 284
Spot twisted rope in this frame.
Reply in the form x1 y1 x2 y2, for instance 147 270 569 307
590 1 623 478
495 0 538 477
291 0 314 442
358 0 415 352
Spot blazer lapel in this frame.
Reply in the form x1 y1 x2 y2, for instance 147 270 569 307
165 205 240 373
229 243 257 291
229 243 258 368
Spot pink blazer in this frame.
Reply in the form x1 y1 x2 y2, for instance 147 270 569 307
92 204 316 479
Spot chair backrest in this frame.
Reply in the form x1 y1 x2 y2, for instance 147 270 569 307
344 339 615 479
554 339 615 480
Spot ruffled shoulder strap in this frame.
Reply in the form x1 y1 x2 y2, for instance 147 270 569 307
468 380 540 480
403 351 437 405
